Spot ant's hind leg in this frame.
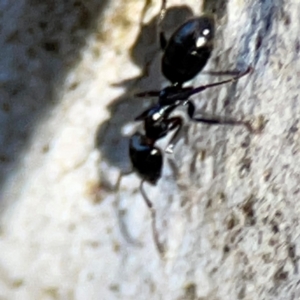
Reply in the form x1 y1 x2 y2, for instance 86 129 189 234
140 180 165 255
160 0 167 18
202 67 252 77
135 90 160 98
186 101 253 132
115 172 142 247
158 0 168 50
187 66 253 97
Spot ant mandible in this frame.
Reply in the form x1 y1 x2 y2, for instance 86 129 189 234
118 0 253 255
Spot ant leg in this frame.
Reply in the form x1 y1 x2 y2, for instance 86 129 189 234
135 90 160 98
187 66 253 97
134 106 154 121
160 0 167 21
140 0 152 25
202 70 248 76
159 0 168 50
115 171 142 247
140 180 165 255
164 117 183 154
186 101 253 132
160 32 168 50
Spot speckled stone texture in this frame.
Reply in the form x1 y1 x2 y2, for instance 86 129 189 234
0 0 300 299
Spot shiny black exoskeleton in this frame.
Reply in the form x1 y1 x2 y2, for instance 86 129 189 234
161 16 215 85
129 133 162 185
120 0 253 255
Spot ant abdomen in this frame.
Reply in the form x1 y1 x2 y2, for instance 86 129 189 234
162 15 215 85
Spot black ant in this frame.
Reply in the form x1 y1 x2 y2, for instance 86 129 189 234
117 0 253 255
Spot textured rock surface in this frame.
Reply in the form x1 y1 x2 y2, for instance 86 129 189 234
0 0 300 299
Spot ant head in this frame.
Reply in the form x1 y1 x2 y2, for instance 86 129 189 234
129 133 163 185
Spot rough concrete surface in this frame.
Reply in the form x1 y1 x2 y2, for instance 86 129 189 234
0 0 300 299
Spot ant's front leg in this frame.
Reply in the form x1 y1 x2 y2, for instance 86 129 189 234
186 101 253 132
164 117 183 154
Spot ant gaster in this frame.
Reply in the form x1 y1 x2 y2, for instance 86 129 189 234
118 0 253 255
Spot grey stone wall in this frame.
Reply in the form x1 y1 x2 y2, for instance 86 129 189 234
0 0 299 299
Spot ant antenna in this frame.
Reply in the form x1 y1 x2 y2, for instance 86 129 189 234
140 180 165 255
115 171 142 247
